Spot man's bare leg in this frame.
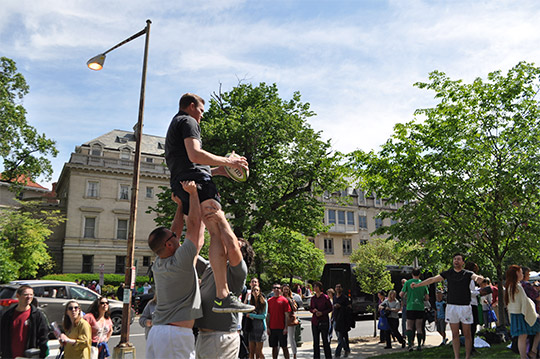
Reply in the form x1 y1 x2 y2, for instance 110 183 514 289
449 322 461 359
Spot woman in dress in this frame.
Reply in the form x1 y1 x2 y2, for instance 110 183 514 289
246 286 267 359
505 265 540 359
283 284 299 359
59 300 92 359
84 297 113 359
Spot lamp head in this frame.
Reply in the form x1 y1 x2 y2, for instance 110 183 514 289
87 54 106 71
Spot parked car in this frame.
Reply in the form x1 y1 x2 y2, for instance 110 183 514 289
0 280 134 335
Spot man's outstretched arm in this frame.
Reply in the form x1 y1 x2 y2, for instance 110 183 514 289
181 181 204 253
411 274 444 288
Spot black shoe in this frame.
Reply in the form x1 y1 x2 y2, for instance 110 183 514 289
417 346 422 351
408 346 414 352
384 346 392 349
401 341 406 348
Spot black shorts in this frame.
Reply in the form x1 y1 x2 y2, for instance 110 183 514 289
171 179 220 215
268 329 287 348
407 310 425 320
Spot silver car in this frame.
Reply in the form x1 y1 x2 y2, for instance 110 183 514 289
0 280 133 335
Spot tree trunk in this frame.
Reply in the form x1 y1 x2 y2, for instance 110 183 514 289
373 294 378 337
496 265 506 326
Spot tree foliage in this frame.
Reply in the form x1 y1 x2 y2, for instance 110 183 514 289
252 226 325 284
0 57 58 187
0 201 64 282
347 62 540 320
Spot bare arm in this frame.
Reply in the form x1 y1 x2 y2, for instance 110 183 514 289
411 274 444 288
181 181 204 252
184 138 248 171
472 273 484 285
170 194 184 236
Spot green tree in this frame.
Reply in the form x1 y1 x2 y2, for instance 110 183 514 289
0 57 58 187
347 62 540 323
350 238 399 336
0 201 64 281
252 227 325 284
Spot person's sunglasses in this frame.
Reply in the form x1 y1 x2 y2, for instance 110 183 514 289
100 301 109 305
68 306 79 311
164 232 177 245
273 286 281 289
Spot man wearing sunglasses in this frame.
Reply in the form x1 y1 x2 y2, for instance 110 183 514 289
146 181 205 359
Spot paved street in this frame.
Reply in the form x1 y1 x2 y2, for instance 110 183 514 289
46 310 450 358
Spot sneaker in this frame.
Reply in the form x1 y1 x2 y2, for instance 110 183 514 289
212 293 255 313
343 351 350 358
408 346 414 352
401 341 406 349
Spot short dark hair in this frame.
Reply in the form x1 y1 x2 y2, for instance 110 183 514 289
412 268 421 276
313 281 323 291
453 253 465 261
179 93 205 110
522 266 530 275
16 285 33 295
148 227 169 255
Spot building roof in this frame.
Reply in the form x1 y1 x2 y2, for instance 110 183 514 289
0 173 49 191
83 129 165 156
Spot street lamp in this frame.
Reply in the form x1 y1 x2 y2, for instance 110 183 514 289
87 19 151 359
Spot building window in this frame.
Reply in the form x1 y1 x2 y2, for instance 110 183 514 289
115 256 126 274
117 219 128 240
91 144 102 156
145 157 154 163
343 239 352 255
337 211 346 225
359 215 367 229
120 148 131 160
358 190 365 204
146 187 154 199
375 195 382 207
346 211 354 226
84 217 96 238
375 218 383 229
328 210 336 224
324 238 334 255
119 184 130 200
82 255 94 273
86 181 99 198
143 256 151 267
360 239 368 245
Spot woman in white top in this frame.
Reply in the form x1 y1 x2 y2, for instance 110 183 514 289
505 265 540 359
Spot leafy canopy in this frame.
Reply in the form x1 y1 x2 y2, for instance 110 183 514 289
0 57 58 187
348 62 540 281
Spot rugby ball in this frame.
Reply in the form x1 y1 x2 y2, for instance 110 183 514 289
225 153 249 182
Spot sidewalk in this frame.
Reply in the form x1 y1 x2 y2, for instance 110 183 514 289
262 330 449 359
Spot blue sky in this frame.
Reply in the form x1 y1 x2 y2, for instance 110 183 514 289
2 0 540 189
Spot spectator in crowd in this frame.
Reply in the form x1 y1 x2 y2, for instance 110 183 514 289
465 261 480 353
479 279 493 329
505 265 540 359
522 267 540 313
310 281 333 359
333 284 352 358
59 300 92 359
401 268 429 352
435 290 448 346
84 297 113 359
267 283 291 359
139 294 157 339
246 286 267 359
283 284 300 359
0 285 49 359
379 289 405 349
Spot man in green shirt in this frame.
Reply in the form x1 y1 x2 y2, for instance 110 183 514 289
400 268 429 352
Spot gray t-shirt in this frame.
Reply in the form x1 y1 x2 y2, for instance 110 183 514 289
194 257 247 332
152 240 202 325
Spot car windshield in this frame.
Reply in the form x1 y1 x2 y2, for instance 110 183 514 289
69 286 98 301
0 287 15 299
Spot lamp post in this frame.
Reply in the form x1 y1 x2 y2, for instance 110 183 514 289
87 19 151 358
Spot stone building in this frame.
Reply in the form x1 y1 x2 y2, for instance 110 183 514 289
54 130 168 275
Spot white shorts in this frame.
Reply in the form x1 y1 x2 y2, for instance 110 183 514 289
445 304 473 325
195 330 240 359
146 325 195 359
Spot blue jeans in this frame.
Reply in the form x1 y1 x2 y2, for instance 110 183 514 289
335 330 350 356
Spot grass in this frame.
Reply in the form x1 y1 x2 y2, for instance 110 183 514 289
369 342 519 358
